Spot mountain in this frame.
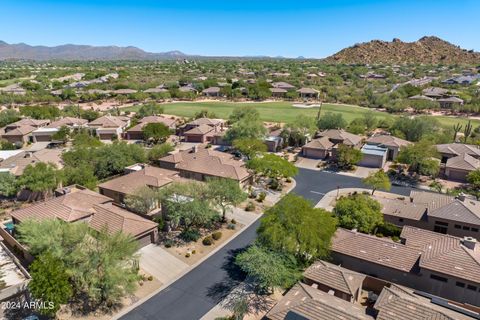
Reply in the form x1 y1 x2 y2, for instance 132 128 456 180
324 36 480 64
0 41 188 60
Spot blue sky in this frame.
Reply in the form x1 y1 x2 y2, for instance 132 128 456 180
1 0 478 58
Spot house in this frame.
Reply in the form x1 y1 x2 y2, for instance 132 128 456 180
30 116 87 142
184 124 219 143
1 125 36 145
98 165 183 204
303 260 365 303
125 116 176 140
178 85 197 93
438 96 464 108
408 94 435 101
358 144 388 168
4 118 49 132
443 75 480 85
0 149 64 176
366 134 411 160
182 117 223 132
0 242 31 302
144 87 169 94
302 136 334 159
271 82 295 91
113 88 137 95
296 87 319 99
331 226 480 307
445 153 480 181
0 83 26 95
88 115 130 140
437 143 480 163
317 129 363 148
10 186 158 247
264 129 284 152
202 87 221 97
422 87 450 99
269 87 287 98
158 145 252 186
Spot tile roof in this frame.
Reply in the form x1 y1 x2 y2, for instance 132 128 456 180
436 143 480 158
47 117 88 128
303 260 365 296
159 146 251 181
126 116 176 132
184 124 215 135
88 115 128 128
332 228 421 272
98 166 181 196
401 226 480 284
303 136 334 150
446 153 480 171
375 196 427 221
0 149 63 176
366 135 411 148
2 125 36 136
202 87 221 94
318 129 363 146
269 87 287 93
296 87 319 94
409 190 455 212
428 199 480 225
266 283 373 320
6 118 49 128
187 118 222 127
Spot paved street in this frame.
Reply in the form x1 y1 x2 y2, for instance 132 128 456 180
120 168 413 320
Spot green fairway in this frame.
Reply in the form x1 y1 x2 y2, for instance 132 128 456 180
122 101 480 128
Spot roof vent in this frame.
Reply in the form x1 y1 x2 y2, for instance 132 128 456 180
456 194 466 202
463 236 477 251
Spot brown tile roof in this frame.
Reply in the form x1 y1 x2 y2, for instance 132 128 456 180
303 136 334 150
11 188 157 237
159 146 251 181
202 87 221 94
318 129 363 146
266 282 372 320
303 260 365 296
2 125 36 136
296 87 319 94
366 135 411 148
88 115 128 128
401 226 480 284
409 190 455 212
271 82 295 90
126 116 176 133
269 88 287 93
47 117 88 128
184 124 214 135
0 149 63 176
6 118 49 128
331 228 421 272
436 143 480 158
374 284 473 320
187 118 222 127
98 166 181 196
374 196 426 221
446 153 480 171
429 199 480 225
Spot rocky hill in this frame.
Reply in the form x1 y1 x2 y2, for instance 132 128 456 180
0 41 187 60
324 36 480 64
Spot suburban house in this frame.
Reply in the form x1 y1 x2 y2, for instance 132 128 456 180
302 136 334 159
98 164 183 204
182 118 225 143
358 144 388 168
264 129 284 152
271 82 295 91
331 226 480 307
10 186 158 247
182 117 223 132
0 83 26 95
202 87 221 97
365 134 411 161
269 87 287 98
32 117 88 142
302 129 362 160
88 115 130 140
4 118 49 132
443 75 480 85
317 129 363 148
1 125 36 145
125 115 176 140
436 143 480 181
296 87 319 99
422 87 451 99
438 96 464 108
0 149 64 176
158 145 252 186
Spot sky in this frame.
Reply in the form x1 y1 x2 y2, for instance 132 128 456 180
1 0 479 58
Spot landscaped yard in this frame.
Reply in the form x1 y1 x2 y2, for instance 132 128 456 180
121 101 480 128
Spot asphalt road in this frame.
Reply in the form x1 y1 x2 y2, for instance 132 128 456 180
120 168 412 320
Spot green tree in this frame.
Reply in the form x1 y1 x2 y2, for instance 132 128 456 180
363 170 391 195
17 163 62 200
62 164 98 190
206 178 247 221
136 103 164 118
397 140 440 176
334 194 383 234
0 173 18 197
142 123 171 144
391 116 440 142
257 194 337 261
317 112 347 130
336 145 362 170
124 186 159 215
233 138 267 159
29 252 73 316
467 169 480 190
225 106 266 142
282 115 317 146
193 109 217 119
236 245 301 293
71 130 102 148
247 154 298 180
51 126 70 143
147 143 174 163
0 109 20 127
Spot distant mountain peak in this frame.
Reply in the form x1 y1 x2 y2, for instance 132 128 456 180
325 36 480 64
0 40 188 61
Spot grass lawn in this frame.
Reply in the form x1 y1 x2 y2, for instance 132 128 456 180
122 101 480 128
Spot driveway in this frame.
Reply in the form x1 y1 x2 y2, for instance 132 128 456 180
139 244 189 284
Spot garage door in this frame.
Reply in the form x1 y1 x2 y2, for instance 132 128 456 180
447 169 468 182
303 148 325 159
99 134 113 140
34 135 52 142
137 232 154 248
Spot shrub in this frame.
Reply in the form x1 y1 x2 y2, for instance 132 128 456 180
376 222 401 238
227 223 236 230
180 229 201 242
164 239 175 248
245 202 256 211
286 177 292 183
147 275 153 281
231 219 237 224
257 192 266 202
202 236 214 246
212 231 222 240
153 216 164 231
185 253 191 258
192 250 196 254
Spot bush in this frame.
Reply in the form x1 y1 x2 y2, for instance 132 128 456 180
147 275 153 281
192 250 196 254
185 253 191 258
245 202 256 211
202 235 214 246
257 192 266 202
376 222 401 238
231 219 237 224
180 229 201 242
269 179 280 190
227 223 236 230
212 231 222 240
153 216 164 231
164 239 175 248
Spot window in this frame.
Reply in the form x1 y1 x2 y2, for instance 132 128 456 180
454 225 461 229
435 221 449 226
430 274 448 283
472 228 479 232
456 282 465 288
467 285 477 291
463 226 471 231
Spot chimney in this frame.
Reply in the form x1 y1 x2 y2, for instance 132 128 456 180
463 237 477 251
